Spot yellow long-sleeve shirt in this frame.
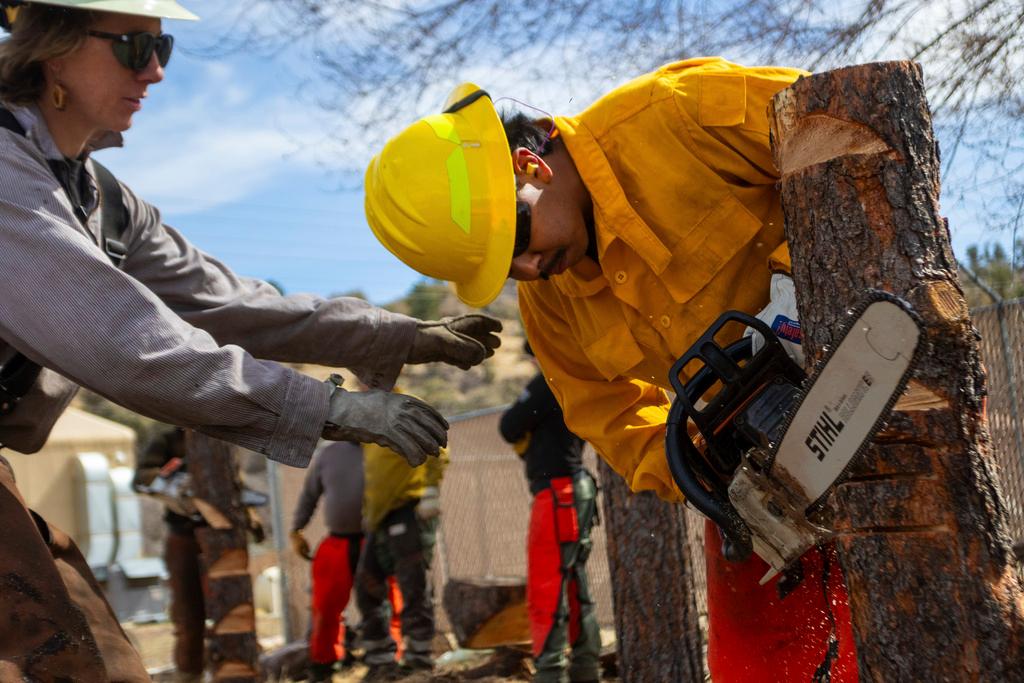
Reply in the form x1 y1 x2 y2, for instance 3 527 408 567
362 441 448 532
519 57 803 502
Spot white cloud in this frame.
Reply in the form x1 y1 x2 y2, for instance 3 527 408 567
109 127 299 214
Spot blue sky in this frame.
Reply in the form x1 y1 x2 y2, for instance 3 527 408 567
94 3 416 302
93 1 1013 306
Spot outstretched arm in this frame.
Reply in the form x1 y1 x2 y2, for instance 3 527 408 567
0 152 326 466
120 186 500 389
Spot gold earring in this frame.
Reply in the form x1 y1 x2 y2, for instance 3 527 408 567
51 82 67 111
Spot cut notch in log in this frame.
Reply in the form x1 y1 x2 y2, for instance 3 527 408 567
207 548 249 579
214 604 256 635
443 576 529 648
465 602 530 650
772 111 895 176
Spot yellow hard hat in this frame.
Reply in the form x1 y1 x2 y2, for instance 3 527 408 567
365 83 516 308
1 0 198 25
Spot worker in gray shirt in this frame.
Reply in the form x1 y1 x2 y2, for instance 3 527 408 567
290 441 366 682
0 1 500 680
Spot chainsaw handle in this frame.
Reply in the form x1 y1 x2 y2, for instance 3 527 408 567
666 398 753 562
681 336 753 407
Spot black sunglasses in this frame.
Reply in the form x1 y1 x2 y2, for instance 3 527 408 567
88 30 174 72
513 200 532 258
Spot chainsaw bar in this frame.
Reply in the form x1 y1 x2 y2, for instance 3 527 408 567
725 290 924 583
764 290 923 513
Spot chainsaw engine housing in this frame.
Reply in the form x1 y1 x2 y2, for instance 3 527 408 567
665 310 805 560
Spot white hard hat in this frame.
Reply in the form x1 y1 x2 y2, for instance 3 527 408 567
3 0 198 21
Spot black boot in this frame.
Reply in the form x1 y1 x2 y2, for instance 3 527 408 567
308 661 335 682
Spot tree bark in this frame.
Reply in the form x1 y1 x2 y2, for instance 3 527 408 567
186 431 259 682
769 61 1024 681
597 458 705 683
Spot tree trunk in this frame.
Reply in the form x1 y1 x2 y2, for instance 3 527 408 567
442 576 530 648
769 61 1024 681
186 431 259 682
597 458 705 682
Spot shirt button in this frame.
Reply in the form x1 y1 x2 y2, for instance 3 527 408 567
660 315 672 328
614 270 628 284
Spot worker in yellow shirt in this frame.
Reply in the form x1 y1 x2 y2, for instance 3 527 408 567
363 58 858 682
357 390 449 680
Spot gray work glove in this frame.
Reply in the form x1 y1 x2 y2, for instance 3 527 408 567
322 376 448 466
408 314 502 370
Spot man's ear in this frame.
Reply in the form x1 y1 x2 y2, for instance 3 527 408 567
512 147 553 182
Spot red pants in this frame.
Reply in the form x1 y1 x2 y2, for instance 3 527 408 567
526 475 601 682
705 520 859 682
310 534 361 664
310 535 403 665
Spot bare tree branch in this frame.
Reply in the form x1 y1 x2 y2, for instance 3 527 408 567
217 0 1024 235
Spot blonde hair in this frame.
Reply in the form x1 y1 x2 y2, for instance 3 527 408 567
0 5 95 105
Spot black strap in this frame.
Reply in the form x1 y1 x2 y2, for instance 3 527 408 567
92 161 128 266
0 106 24 136
0 107 129 414
0 353 41 415
0 107 129 259
442 88 491 114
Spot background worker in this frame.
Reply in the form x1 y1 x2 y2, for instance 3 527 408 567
290 440 366 682
499 342 600 683
356 397 448 680
0 1 499 679
365 58 858 681
134 426 267 683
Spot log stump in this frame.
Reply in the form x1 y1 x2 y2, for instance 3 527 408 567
186 431 259 682
769 61 1024 681
598 458 705 683
443 576 530 649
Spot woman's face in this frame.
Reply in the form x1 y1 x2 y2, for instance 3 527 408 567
47 12 165 135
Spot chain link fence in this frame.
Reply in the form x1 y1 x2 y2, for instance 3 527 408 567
970 300 1024 546
436 407 614 631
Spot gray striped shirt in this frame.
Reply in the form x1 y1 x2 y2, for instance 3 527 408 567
0 103 416 467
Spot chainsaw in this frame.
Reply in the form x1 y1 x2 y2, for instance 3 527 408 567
665 290 921 584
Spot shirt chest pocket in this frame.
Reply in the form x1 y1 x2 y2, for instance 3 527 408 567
659 194 763 305
569 296 646 381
